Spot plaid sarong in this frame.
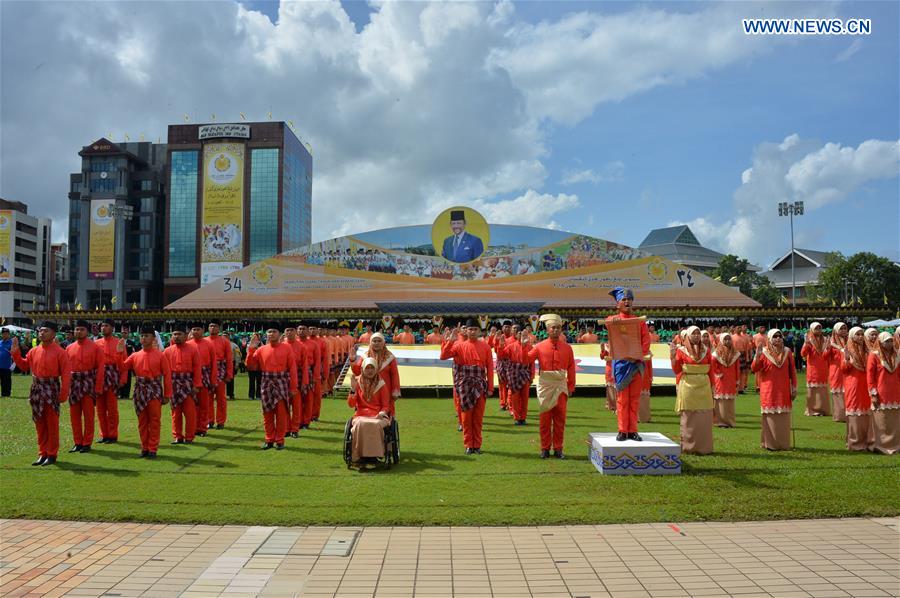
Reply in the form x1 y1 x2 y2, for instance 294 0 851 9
29 377 60 422
495 358 510 385
201 365 215 392
133 376 163 415
452 364 487 412
102 363 119 392
216 359 227 384
505 362 532 393
171 372 194 410
69 370 96 405
302 365 315 394
261 371 291 413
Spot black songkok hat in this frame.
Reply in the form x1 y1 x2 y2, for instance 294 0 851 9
75 320 91 329
171 322 189 333
139 323 156 335
101 318 116 327
450 210 465 221
208 319 222 326
41 321 59 332
464 318 478 328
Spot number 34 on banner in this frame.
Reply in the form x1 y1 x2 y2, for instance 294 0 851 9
223 277 242 292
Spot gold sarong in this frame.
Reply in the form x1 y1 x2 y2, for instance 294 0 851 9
537 370 568 413
675 363 714 412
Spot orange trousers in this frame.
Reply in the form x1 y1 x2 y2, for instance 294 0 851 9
263 401 288 444
461 396 486 449
172 398 197 441
69 396 95 446
508 385 530 421
617 377 641 433
453 391 462 424
539 393 568 451
312 380 323 420
212 381 227 426
498 382 508 408
289 392 304 433
95 388 119 440
35 407 60 458
138 400 162 452
195 388 211 434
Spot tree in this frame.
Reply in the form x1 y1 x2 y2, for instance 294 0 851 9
816 252 900 308
710 255 780 307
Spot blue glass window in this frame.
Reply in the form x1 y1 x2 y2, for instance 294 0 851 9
250 148 280 263
168 151 198 277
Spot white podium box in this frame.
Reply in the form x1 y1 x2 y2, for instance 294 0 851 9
588 432 681 475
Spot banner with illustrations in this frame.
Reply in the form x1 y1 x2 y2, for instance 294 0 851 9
168 219 759 310
201 142 244 285
88 200 115 279
0 210 12 283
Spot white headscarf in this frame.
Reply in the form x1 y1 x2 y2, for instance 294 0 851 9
762 328 788 368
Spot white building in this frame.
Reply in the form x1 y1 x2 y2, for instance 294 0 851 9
0 199 52 324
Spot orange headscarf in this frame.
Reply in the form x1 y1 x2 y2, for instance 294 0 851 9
845 327 867 372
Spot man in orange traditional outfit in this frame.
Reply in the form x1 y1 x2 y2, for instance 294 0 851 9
606 288 651 441
93 318 123 444
495 326 534 425
64 320 104 453
188 324 215 437
578 324 598 344
206 321 233 430
297 323 321 429
425 326 444 345
441 319 494 454
283 325 310 438
119 324 173 458
163 324 202 444
308 324 328 422
393 325 416 345
525 314 575 458
11 322 70 466
246 328 298 450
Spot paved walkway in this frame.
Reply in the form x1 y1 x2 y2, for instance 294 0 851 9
0 518 896 598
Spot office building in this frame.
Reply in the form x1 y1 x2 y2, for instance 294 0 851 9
0 199 52 323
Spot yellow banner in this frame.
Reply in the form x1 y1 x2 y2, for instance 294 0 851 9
201 142 244 285
88 200 115 279
0 210 12 283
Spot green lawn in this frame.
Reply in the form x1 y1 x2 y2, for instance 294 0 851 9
0 373 897 526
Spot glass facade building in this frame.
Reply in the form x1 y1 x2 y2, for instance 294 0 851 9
163 121 312 305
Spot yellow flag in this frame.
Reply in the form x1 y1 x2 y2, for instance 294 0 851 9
884 293 889 306
713 275 721 281
55 303 60 310
831 298 836 307
856 295 863 306
75 302 83 311
111 296 117 305
840 301 847 308
139 134 145 141
288 120 294 129
101 305 107 311
132 303 138 310
184 114 190 122
240 112 246 121
729 275 739 283
267 111 272 120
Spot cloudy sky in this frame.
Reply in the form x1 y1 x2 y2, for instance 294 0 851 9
1 0 898 269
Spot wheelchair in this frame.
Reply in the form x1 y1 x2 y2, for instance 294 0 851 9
343 416 400 469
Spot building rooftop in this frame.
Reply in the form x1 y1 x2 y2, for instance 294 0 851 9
639 225 760 271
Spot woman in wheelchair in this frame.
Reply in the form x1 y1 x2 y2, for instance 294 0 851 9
347 357 393 465
350 332 400 416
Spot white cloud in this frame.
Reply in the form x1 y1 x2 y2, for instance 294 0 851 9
561 160 624 185
835 39 863 63
672 135 900 267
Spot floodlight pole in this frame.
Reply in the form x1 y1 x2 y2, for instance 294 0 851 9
777 201 804 307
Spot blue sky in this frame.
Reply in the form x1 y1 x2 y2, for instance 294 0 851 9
1 1 898 269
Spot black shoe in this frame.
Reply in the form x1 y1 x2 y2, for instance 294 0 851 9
197 432 207 437
32 456 46 466
474 448 482 454
79 445 91 453
69 445 82 453
140 450 149 458
457 424 463 432
185 439 193 444
291 432 299 438
628 433 642 442
465 448 475 455
500 406 508 411
207 422 214 429
540 449 550 459
98 438 109 444
41 457 57 466
616 432 627 441
312 417 319 422
216 424 224 430
275 443 285 451
300 424 309 430
261 442 274 450
553 450 565 459
107 438 118 444
171 439 184 445
146 452 157 459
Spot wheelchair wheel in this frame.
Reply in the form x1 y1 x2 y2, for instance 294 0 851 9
389 419 400 464
343 418 353 467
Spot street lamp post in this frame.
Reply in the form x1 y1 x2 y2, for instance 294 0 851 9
778 201 804 307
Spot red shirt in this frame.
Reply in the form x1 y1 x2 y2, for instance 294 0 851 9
121 348 173 398
12 341 71 402
311 335 328 380
751 350 797 411
207 334 234 379
348 380 391 418
299 337 321 381
246 342 298 394
284 339 310 388
94 335 125 369
187 336 215 369
527 338 576 394
440 337 494 394
425 333 443 345
66 338 105 395
867 352 900 407
801 338 830 386
393 332 415 345
163 343 203 388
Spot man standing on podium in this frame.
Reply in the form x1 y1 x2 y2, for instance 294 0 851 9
606 287 651 442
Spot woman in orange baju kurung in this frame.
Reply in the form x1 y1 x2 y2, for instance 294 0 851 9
800 322 831 416
826 322 849 422
751 329 797 450
842 327 874 451
711 333 740 428
347 357 393 464
867 332 900 455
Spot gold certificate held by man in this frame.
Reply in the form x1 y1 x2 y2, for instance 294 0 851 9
606 316 648 361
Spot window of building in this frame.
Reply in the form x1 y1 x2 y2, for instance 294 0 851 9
168 151 198 277
89 176 116 193
249 148 280 263
15 238 36 250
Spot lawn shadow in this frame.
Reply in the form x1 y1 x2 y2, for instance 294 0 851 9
52 461 141 477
